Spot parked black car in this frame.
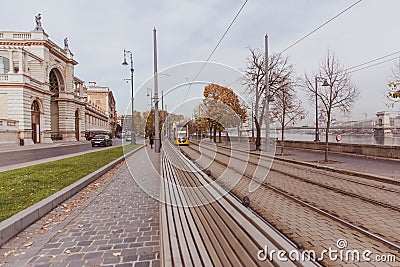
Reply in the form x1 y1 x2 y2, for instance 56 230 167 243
91 134 112 147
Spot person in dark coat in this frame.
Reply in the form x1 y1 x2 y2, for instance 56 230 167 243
149 134 154 149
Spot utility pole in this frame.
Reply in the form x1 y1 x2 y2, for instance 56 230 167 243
122 50 136 144
315 76 320 142
153 27 160 153
161 90 164 138
251 103 254 138
264 33 271 152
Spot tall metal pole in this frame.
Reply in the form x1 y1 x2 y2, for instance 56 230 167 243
264 33 270 152
315 76 320 142
147 88 153 109
153 27 160 153
122 49 136 144
251 103 254 138
130 54 136 144
161 90 164 137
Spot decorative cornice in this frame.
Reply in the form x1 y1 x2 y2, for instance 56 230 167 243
0 40 78 65
0 84 53 96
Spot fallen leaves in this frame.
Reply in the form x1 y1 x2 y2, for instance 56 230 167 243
23 241 33 247
3 248 16 257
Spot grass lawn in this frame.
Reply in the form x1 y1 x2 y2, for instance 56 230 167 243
0 144 141 222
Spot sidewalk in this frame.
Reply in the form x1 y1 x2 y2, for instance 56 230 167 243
0 147 161 267
277 147 400 180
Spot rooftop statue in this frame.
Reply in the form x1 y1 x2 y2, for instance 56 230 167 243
34 13 43 31
64 37 70 51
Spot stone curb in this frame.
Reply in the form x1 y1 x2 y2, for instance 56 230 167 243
0 145 144 247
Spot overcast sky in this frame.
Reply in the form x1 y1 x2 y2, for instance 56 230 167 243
2 0 400 124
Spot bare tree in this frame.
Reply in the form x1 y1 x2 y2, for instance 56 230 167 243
272 84 306 155
304 51 359 162
244 47 294 150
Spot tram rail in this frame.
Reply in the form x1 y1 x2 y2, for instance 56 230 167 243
178 140 400 266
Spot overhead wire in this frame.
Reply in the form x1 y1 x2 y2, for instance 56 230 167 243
348 56 400 74
345 50 400 71
184 0 249 100
280 0 363 54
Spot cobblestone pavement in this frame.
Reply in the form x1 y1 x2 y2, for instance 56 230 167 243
181 146 400 267
0 147 160 267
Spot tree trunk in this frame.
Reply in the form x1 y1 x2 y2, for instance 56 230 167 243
281 108 285 155
213 127 217 142
281 125 285 155
254 116 261 150
218 131 221 143
325 111 331 162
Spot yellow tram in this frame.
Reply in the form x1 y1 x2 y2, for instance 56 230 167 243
174 124 189 145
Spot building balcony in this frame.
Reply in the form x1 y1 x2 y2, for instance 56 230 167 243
0 73 44 89
0 31 48 41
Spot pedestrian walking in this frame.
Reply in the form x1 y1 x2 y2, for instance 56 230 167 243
149 134 154 149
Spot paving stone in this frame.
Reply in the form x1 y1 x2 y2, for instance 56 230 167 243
151 260 160 267
0 149 160 267
103 256 122 264
134 262 150 267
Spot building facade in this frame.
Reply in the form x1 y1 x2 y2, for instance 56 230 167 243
0 15 116 145
85 82 117 137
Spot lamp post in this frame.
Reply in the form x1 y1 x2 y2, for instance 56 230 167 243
122 49 136 144
314 76 329 142
153 27 160 153
251 103 254 138
264 33 271 152
146 88 153 109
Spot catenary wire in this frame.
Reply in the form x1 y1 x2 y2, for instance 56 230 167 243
184 0 249 100
348 56 400 74
280 0 362 54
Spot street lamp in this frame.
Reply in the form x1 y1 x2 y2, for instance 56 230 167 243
314 76 329 142
251 103 254 138
122 49 136 144
146 88 153 109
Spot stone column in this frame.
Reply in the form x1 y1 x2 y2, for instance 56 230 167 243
24 52 28 74
8 51 13 73
18 50 23 74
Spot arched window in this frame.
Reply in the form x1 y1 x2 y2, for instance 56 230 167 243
31 100 41 143
49 68 65 93
31 100 40 112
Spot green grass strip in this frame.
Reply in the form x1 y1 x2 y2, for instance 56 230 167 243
0 144 141 222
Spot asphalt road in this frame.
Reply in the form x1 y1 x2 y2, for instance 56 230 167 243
0 139 124 168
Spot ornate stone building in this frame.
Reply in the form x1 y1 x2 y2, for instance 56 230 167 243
85 82 117 137
0 15 116 145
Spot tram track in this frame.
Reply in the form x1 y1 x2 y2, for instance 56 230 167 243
178 141 400 260
190 140 400 210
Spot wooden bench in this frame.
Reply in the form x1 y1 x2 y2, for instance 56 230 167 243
160 142 320 267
